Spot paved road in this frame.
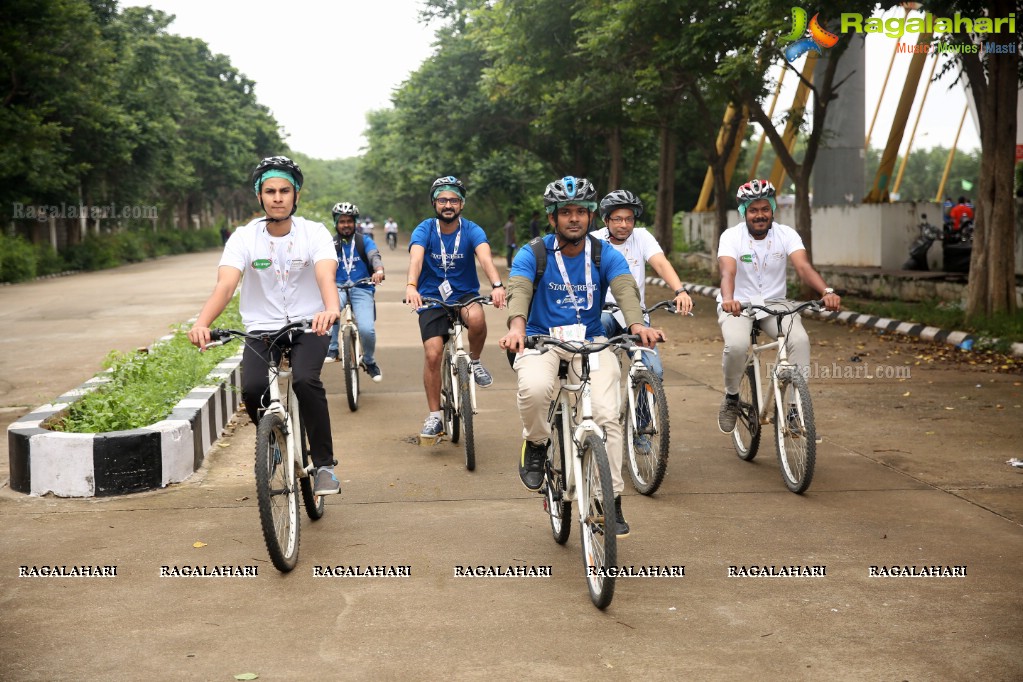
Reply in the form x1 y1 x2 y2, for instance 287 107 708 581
2 242 1021 680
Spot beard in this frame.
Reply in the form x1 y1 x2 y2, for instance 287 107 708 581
745 215 771 238
436 207 462 224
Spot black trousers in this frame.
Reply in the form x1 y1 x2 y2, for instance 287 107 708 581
241 330 334 468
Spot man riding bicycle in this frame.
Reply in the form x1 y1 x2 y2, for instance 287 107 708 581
592 189 693 379
405 175 507 441
384 217 399 249
326 201 384 382
716 179 841 434
499 176 663 537
187 156 342 496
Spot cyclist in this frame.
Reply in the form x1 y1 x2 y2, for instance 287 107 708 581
384 216 399 249
325 201 384 382
716 179 841 434
405 175 507 442
187 156 342 496
498 176 664 537
592 189 693 379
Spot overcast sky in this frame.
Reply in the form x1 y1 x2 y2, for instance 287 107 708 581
122 1 981 161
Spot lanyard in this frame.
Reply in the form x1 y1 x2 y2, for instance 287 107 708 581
553 238 593 324
264 227 295 319
340 239 357 274
748 233 773 292
435 218 462 275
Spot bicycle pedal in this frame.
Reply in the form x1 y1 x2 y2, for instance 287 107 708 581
815 437 823 444
418 434 444 446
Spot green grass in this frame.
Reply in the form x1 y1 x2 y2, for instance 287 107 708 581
52 298 243 433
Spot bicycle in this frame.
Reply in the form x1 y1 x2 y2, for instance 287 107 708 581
527 333 638 610
414 295 492 470
729 300 823 494
334 277 376 412
206 321 326 572
386 231 398 250
603 300 689 496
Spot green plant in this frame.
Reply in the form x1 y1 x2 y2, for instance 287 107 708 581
52 298 243 433
34 243 68 276
0 233 38 282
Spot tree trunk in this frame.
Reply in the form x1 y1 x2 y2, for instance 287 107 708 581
711 162 730 280
607 126 623 191
965 21 1018 320
654 124 676 254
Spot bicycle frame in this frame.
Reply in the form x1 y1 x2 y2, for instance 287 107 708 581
445 315 476 418
263 357 311 486
548 354 604 516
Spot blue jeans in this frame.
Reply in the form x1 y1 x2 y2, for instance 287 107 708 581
600 311 663 379
329 286 377 366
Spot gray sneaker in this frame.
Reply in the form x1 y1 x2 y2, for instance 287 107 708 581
718 395 739 434
313 467 340 495
471 361 493 388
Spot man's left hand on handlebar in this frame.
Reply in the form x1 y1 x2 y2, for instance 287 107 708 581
312 310 341 335
629 324 665 348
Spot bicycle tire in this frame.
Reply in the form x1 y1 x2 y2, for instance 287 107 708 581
298 410 324 520
441 347 457 443
255 413 300 572
457 356 475 470
343 329 359 412
774 369 817 494
579 433 617 610
624 369 670 495
545 403 571 545
732 363 761 461
447 350 461 444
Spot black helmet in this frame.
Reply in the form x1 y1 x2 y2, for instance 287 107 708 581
430 176 466 201
599 189 644 221
543 176 597 213
331 202 360 223
251 156 304 195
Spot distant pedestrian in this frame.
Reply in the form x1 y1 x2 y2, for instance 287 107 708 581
503 212 517 266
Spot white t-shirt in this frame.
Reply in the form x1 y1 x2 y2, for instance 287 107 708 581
716 222 805 303
384 220 398 233
220 215 338 331
592 226 663 308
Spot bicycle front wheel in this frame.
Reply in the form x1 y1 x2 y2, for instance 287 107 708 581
255 413 300 572
457 356 475 470
545 404 571 545
624 369 670 495
343 329 359 412
441 347 460 444
774 369 817 494
297 410 324 520
733 364 762 461
579 433 617 610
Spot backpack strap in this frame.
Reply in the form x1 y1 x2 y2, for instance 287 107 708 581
353 233 369 264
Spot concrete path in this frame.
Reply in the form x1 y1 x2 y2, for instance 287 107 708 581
2 243 1021 680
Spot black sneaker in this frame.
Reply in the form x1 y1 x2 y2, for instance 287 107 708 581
365 362 382 383
717 394 739 434
614 496 630 537
518 440 548 491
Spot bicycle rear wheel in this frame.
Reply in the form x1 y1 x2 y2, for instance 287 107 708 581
298 411 324 520
732 364 761 461
579 433 616 610
624 369 670 495
544 403 571 545
441 347 460 444
255 413 300 572
457 356 475 470
343 329 359 412
774 369 817 493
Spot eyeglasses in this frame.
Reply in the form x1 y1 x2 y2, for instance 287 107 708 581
435 197 462 206
607 216 635 226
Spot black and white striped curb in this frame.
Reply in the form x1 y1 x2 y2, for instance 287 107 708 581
649 277 1023 357
7 339 242 497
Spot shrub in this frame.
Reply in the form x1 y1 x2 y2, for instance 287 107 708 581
34 242 68 276
0 233 38 283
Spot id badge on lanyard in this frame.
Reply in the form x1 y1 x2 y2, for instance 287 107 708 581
436 219 461 302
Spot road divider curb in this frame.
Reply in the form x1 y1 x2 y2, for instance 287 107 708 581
7 346 242 497
649 277 1023 357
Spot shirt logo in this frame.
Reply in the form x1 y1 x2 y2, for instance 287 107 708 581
251 259 272 270
740 254 753 263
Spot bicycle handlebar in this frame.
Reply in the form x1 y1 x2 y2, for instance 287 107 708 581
405 295 493 311
740 300 824 318
602 300 693 317
337 277 376 290
524 333 641 356
205 320 313 348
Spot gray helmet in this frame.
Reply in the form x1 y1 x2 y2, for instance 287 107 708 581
599 189 644 221
331 202 360 223
430 176 466 201
543 176 598 213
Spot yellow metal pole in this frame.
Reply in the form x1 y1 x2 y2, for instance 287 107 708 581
694 103 748 212
934 105 968 202
749 68 786 178
892 52 938 197
865 7 909 150
768 53 817 192
864 32 932 203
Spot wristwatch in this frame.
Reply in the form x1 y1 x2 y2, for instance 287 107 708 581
674 287 687 296
822 287 835 295
492 281 504 289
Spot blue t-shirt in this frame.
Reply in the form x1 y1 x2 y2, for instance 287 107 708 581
511 234 631 340
335 236 377 288
410 218 489 301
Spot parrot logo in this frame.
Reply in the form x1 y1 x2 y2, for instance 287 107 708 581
779 7 839 61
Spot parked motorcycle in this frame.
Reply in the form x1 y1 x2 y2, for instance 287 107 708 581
902 213 941 271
